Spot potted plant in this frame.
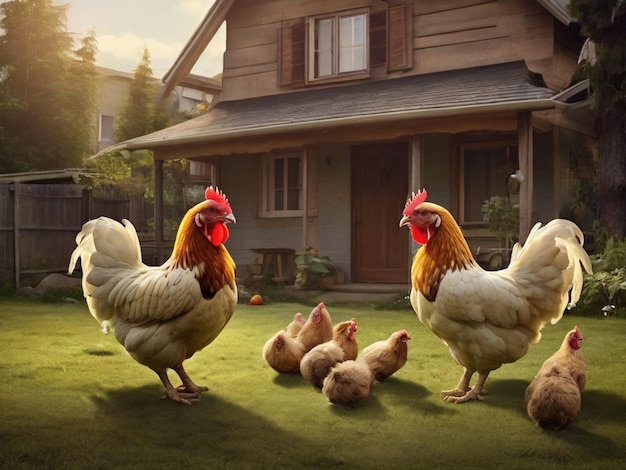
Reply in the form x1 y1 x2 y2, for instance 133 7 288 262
294 248 336 289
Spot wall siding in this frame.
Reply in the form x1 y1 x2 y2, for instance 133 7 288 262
220 0 572 101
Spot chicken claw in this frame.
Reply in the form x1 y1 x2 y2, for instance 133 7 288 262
443 388 484 403
161 389 201 406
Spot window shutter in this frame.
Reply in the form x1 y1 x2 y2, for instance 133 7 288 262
369 6 387 69
278 18 306 87
388 4 413 71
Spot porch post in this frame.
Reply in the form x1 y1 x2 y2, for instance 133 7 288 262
518 112 534 242
154 159 164 263
410 135 423 191
302 146 309 249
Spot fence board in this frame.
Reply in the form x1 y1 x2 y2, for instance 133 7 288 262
0 183 156 287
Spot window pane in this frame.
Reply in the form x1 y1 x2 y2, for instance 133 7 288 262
463 146 517 222
339 14 366 73
273 158 284 210
315 18 334 77
286 157 301 210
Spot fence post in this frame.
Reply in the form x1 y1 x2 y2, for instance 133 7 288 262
11 182 20 289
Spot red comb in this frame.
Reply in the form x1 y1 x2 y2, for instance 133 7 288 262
403 189 428 216
205 186 228 203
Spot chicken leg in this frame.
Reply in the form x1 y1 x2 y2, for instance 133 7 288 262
442 368 489 403
157 369 203 406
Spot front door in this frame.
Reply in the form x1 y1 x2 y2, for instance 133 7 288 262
351 143 409 283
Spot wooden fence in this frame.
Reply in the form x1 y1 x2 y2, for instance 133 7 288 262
0 183 155 288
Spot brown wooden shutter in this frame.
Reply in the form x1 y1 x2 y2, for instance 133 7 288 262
278 18 306 87
388 3 413 71
369 6 387 69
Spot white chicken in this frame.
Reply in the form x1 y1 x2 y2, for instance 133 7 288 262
69 187 237 405
400 189 592 403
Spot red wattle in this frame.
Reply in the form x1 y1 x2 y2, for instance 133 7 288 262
209 223 229 246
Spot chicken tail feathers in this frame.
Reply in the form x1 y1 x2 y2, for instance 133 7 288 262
507 219 592 326
69 217 144 325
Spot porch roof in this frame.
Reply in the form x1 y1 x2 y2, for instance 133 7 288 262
113 61 567 154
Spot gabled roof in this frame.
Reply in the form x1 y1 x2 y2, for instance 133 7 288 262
118 61 564 152
157 0 576 102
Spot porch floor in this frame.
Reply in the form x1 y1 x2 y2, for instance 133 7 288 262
280 283 410 305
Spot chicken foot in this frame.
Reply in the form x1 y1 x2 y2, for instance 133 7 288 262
157 369 203 406
173 364 209 395
442 369 489 404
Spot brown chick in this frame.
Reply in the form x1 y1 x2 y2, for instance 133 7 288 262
285 312 305 337
300 318 358 388
295 302 333 352
262 331 306 374
322 360 374 406
525 326 586 430
358 330 411 381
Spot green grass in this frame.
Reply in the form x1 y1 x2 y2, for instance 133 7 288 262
1 296 625 469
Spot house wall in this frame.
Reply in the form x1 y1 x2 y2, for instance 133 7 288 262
220 0 581 101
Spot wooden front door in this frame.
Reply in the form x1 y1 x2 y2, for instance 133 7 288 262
351 143 409 283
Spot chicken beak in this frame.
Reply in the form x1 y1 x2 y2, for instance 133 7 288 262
222 213 236 224
399 215 410 228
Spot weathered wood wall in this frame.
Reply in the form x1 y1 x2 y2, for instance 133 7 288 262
220 0 582 101
0 183 155 288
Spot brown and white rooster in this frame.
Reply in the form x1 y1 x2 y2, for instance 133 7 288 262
525 326 586 430
399 189 592 403
69 187 237 405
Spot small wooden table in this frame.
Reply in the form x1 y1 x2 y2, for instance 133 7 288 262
251 248 295 285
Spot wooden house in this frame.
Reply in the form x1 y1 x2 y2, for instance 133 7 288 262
108 0 595 285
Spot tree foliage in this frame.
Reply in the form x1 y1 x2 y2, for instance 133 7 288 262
568 0 626 239
115 46 170 142
0 0 99 173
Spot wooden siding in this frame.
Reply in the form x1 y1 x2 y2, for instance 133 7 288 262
219 0 577 101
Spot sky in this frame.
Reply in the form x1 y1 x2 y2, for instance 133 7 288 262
57 0 225 78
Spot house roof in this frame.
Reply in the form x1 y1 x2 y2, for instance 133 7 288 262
157 0 575 101
115 61 561 152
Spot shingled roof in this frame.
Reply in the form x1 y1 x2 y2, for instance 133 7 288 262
117 61 561 152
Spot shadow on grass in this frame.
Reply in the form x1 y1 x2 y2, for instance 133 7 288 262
487 378 623 456
88 385 333 467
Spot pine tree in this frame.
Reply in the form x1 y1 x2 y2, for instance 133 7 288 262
568 0 626 239
0 0 98 172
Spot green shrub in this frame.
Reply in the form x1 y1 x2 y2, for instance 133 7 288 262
579 236 626 316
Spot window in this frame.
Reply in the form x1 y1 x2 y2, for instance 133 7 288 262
99 114 114 150
279 4 412 87
311 11 367 80
260 154 303 217
460 142 518 224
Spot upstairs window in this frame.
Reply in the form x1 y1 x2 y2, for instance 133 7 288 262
311 11 367 80
279 4 412 87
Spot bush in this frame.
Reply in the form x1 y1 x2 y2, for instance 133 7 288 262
579 236 626 316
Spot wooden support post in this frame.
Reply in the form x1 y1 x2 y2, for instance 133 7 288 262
518 112 534 242
154 159 164 263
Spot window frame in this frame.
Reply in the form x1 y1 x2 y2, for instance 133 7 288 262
459 140 519 225
259 153 304 218
306 8 370 84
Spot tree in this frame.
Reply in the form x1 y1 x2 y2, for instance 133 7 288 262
568 0 626 240
115 46 170 142
0 0 98 172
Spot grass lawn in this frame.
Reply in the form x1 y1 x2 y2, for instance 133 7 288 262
0 296 625 469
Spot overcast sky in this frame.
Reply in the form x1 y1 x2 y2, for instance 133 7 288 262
57 0 225 78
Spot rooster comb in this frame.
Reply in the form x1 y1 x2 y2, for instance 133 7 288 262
205 186 229 205
403 188 428 215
